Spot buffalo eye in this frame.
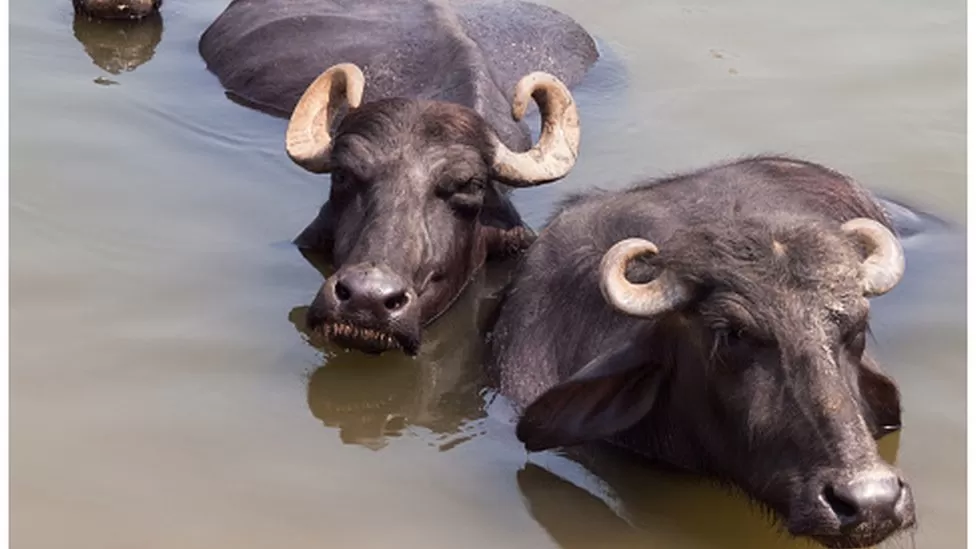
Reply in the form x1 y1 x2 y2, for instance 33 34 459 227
713 322 771 354
711 321 746 348
456 178 484 195
829 309 868 357
723 327 751 348
706 325 757 373
329 168 357 196
438 178 485 212
846 329 867 357
436 177 483 196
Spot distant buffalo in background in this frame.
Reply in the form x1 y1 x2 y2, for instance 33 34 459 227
73 0 161 20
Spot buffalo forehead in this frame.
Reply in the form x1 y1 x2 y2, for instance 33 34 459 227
416 103 490 143
421 146 486 180
689 232 866 334
331 134 379 180
670 224 860 286
335 120 487 183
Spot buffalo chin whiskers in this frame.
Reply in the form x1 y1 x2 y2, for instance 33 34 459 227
321 322 401 351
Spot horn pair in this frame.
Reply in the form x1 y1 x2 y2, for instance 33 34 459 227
600 218 906 318
285 63 579 187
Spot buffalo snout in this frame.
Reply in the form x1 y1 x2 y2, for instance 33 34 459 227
307 263 422 355
332 264 414 320
795 464 915 547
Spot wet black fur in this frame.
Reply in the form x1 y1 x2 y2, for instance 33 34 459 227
487 155 914 548
199 0 598 351
72 0 161 20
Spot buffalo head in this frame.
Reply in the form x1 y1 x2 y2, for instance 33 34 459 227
517 215 915 548
289 63 579 355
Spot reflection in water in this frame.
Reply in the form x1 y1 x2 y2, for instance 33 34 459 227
518 433 906 549
290 259 516 451
72 11 163 75
517 463 650 549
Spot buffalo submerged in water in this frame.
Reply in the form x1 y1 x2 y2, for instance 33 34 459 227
487 156 917 548
72 0 160 20
198 0 599 355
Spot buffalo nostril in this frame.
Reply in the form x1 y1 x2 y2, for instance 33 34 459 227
335 281 352 302
822 471 904 528
384 292 409 311
330 264 413 320
823 484 859 524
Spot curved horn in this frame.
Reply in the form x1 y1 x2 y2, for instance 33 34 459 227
599 238 693 318
490 72 581 187
841 218 905 297
285 63 366 173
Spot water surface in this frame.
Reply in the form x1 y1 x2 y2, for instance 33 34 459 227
10 1 965 548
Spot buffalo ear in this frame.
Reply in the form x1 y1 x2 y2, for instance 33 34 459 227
480 186 536 258
516 341 664 452
858 356 902 438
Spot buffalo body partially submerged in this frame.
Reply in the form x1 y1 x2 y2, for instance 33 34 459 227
488 156 915 548
199 0 598 354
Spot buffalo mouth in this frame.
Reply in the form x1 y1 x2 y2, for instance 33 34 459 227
319 321 420 356
808 530 912 549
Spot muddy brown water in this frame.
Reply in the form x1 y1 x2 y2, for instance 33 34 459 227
10 1 965 548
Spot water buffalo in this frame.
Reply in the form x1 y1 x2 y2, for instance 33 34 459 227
199 0 597 355
487 156 915 548
72 0 160 20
